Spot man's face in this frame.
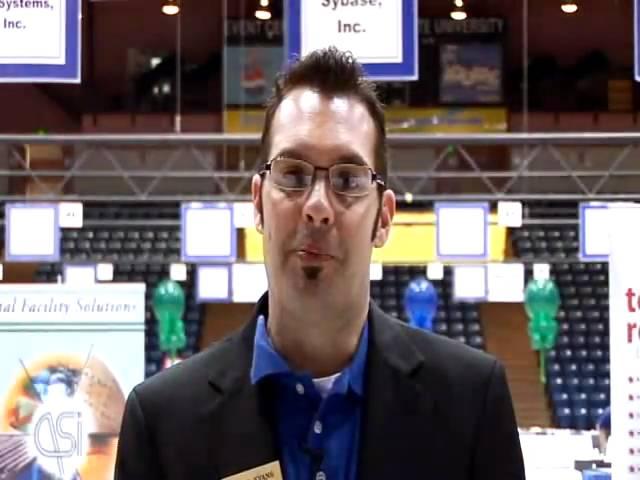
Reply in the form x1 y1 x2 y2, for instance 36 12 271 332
252 87 395 298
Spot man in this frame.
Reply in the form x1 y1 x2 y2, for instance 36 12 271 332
115 47 525 480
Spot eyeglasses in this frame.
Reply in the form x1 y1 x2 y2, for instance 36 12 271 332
261 156 385 198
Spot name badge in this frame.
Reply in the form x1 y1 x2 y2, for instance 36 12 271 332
222 461 283 480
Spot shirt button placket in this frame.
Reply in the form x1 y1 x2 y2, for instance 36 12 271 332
315 471 326 480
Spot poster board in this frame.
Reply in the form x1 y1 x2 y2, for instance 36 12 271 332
0 283 145 479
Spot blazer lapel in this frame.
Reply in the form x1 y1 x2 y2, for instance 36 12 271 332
357 303 441 480
206 295 281 479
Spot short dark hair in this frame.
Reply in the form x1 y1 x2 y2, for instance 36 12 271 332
259 47 388 181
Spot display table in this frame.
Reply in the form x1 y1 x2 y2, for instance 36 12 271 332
582 469 611 480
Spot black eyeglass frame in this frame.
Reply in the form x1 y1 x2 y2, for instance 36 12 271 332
259 155 386 197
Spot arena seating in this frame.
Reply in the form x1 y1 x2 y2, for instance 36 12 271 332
29 202 487 378
370 265 486 350
512 225 610 430
26 201 611 425
32 203 202 378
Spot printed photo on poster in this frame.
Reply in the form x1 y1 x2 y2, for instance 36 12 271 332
224 47 284 107
439 42 503 105
0 284 145 480
1 353 125 479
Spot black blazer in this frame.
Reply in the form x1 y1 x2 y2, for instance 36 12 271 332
115 294 526 480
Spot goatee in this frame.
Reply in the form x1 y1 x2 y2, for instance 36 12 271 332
302 265 322 280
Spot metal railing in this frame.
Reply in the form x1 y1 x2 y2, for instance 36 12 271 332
0 132 639 202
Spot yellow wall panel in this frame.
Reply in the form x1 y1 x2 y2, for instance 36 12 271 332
243 211 507 264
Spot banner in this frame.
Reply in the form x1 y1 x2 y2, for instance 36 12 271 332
224 107 507 134
0 0 81 82
224 19 284 108
413 17 505 106
0 283 145 480
222 16 505 127
385 107 507 133
439 42 503 104
286 0 418 81
609 204 640 479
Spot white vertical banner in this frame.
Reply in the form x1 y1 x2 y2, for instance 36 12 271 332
609 204 640 479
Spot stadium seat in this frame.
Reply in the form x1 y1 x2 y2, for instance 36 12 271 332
581 377 597 394
548 362 562 376
552 391 570 408
575 348 590 362
564 362 579 375
589 392 608 408
580 362 596 376
555 407 573 429
574 408 590 430
468 335 484 349
570 392 588 409
566 376 581 394
549 376 565 394
589 408 605 427
434 322 448 335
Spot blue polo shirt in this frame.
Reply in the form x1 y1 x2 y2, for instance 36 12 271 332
250 315 369 480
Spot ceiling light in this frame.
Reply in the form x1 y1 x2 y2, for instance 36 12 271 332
561 0 578 13
161 0 179 15
450 8 467 20
255 8 271 20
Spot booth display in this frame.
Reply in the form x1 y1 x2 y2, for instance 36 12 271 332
0 283 145 480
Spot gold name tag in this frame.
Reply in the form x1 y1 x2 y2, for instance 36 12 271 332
222 461 283 480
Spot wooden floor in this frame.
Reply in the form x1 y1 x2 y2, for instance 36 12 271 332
481 303 552 428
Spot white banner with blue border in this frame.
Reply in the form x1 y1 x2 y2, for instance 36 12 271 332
285 0 418 81
0 0 81 83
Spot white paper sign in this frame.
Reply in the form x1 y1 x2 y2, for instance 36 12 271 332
436 203 489 259
369 263 383 281
487 263 525 302
182 203 235 261
7 204 57 258
533 263 550 281
58 202 83 228
96 263 113 281
497 201 523 228
580 203 611 259
0 0 66 65
232 264 268 303
232 202 255 229
170 263 187 282
608 204 640 479
453 265 487 302
197 265 230 302
64 265 95 285
426 262 444 280
301 1 403 64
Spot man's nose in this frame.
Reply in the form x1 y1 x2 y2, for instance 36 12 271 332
302 172 335 227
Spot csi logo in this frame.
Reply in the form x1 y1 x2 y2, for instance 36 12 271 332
31 406 87 479
34 410 83 457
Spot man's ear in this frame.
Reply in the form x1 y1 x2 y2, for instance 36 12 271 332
251 174 263 234
373 189 395 248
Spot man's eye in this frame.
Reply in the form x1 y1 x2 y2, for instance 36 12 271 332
279 168 309 187
333 171 366 191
